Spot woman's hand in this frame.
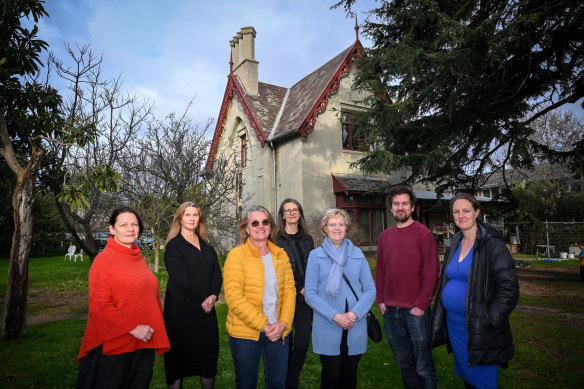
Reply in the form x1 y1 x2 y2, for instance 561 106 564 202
333 313 355 329
264 322 287 342
130 325 154 342
201 295 218 313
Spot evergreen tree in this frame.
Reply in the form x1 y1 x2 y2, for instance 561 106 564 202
335 0 584 193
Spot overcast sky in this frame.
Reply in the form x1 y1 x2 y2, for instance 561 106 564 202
35 0 377 125
33 0 582 129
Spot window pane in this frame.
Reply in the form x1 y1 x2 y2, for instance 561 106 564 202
342 194 353 204
356 194 370 204
342 123 350 148
358 210 371 241
372 209 384 242
373 196 384 205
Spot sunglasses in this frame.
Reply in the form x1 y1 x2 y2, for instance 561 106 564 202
250 219 270 228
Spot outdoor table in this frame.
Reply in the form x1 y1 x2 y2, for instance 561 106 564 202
536 244 556 257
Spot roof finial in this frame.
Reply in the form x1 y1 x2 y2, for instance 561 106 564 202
355 14 359 41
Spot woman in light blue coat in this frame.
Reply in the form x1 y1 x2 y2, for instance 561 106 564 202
305 208 376 389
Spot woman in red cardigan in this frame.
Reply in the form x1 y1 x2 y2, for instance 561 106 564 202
77 207 170 388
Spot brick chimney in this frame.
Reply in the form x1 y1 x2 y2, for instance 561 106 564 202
230 26 258 94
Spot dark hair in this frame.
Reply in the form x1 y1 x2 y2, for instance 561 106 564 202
389 185 416 204
450 193 480 212
277 198 309 238
238 205 277 244
109 207 143 236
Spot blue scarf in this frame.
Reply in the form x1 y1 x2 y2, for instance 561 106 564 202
322 237 349 297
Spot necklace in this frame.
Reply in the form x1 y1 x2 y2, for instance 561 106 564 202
458 239 474 262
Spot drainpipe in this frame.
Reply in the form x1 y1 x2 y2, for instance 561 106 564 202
270 142 277 213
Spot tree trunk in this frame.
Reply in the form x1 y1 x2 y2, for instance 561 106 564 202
2 147 45 340
54 201 99 262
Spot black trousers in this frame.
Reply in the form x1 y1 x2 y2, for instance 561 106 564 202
77 345 155 389
319 323 362 389
286 298 313 388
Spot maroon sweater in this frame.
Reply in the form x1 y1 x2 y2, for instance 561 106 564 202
376 221 439 311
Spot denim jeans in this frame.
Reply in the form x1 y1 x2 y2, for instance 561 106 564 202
383 307 437 389
229 333 290 389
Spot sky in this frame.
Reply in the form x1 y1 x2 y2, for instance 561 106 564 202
30 0 583 130
34 0 377 126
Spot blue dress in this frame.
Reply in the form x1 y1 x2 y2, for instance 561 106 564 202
441 243 499 389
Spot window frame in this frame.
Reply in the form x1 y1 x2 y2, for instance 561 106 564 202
335 192 386 245
341 112 366 151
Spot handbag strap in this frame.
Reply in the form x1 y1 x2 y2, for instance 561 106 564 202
342 273 359 301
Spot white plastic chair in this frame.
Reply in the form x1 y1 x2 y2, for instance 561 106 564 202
74 249 84 262
64 245 76 261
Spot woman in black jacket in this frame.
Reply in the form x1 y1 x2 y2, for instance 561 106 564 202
431 193 519 389
276 198 314 389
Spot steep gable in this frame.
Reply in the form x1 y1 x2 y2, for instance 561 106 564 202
205 29 362 172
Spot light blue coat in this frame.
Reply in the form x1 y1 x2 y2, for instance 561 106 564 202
304 240 376 356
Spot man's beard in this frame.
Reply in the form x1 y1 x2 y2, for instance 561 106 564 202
393 212 411 223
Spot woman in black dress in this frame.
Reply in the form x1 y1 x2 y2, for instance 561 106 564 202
164 202 222 389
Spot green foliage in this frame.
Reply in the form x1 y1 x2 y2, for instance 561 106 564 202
336 0 584 193
511 180 584 222
56 165 122 211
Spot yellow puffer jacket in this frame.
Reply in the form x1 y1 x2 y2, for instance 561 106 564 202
224 238 296 341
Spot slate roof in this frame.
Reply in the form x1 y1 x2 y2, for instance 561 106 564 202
332 173 391 194
479 163 573 188
267 44 356 141
233 42 358 144
242 81 287 134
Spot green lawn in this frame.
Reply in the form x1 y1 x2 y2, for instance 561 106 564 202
0 255 583 388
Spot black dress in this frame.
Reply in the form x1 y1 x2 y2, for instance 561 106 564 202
163 233 222 383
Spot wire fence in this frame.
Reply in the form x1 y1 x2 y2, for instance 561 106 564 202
510 221 584 258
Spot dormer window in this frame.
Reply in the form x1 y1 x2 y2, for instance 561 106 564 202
342 112 364 151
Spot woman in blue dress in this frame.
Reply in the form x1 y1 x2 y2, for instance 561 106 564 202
431 193 519 389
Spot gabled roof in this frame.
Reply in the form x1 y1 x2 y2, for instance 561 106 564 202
204 38 362 172
479 163 574 188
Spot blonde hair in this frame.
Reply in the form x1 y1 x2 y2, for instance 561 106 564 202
238 205 277 244
320 208 352 236
166 202 208 243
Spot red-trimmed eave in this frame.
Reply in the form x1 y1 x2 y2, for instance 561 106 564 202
296 40 364 138
332 175 350 195
204 73 268 172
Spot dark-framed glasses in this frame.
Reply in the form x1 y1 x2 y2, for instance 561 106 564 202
250 219 270 227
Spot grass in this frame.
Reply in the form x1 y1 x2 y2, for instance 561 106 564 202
0 255 583 388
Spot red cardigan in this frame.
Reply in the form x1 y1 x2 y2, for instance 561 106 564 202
78 237 170 361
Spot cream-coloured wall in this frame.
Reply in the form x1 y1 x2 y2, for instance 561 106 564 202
216 94 275 218
275 66 393 222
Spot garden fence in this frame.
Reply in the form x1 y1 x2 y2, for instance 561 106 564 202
510 221 584 259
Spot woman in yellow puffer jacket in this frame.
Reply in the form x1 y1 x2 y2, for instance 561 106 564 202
224 205 296 389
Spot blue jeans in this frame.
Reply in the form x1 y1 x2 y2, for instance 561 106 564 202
383 307 437 389
229 333 290 389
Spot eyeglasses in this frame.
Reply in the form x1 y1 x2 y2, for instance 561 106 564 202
250 219 270 228
283 208 299 215
327 223 345 228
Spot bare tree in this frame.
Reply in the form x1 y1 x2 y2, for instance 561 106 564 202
121 102 241 263
47 44 152 262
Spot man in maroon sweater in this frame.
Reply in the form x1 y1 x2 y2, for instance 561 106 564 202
377 186 439 389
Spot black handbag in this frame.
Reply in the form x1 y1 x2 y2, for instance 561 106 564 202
342 274 383 343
